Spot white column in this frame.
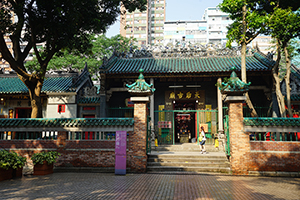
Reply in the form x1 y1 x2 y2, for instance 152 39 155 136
150 78 155 140
217 78 223 133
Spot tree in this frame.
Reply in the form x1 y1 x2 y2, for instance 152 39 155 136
219 0 270 117
0 0 146 118
268 7 300 117
25 34 137 80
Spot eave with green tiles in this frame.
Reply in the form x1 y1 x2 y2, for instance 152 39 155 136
0 118 134 132
0 67 92 95
78 97 101 104
0 75 75 95
99 52 274 77
244 117 300 133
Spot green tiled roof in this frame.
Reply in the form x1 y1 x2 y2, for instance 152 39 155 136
291 94 300 101
78 97 101 104
69 65 91 92
0 76 74 94
0 118 134 128
100 52 274 74
244 117 300 126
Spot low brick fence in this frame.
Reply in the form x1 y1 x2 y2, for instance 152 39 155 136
249 141 300 173
0 130 147 173
0 118 149 173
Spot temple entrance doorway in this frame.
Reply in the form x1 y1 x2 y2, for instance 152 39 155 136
173 101 196 143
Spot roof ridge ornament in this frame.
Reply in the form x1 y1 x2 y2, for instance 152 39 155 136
220 67 251 94
126 69 155 96
116 44 256 59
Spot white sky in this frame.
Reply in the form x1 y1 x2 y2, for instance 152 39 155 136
105 0 223 38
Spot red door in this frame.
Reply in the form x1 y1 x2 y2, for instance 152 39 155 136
83 115 95 140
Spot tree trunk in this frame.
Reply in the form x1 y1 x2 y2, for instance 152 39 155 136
273 40 286 117
283 44 292 117
240 4 257 117
18 74 44 118
241 42 247 83
241 4 247 83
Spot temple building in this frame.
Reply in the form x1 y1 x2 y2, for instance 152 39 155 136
99 45 274 144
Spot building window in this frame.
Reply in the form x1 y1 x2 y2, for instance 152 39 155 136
58 104 66 113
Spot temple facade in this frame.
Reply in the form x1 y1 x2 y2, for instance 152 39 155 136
99 45 274 145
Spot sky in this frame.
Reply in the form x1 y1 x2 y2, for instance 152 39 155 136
105 0 223 38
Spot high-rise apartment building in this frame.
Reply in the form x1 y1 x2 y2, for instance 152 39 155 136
120 0 166 47
202 7 231 45
163 7 273 55
163 7 231 46
164 20 208 45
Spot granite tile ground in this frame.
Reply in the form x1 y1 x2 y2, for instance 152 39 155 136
0 172 299 200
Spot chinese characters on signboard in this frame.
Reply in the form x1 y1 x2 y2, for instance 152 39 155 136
169 91 202 100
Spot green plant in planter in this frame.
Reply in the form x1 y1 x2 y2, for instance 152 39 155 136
31 151 61 165
0 150 27 170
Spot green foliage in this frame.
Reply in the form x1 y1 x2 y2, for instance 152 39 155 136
269 8 300 46
31 151 61 165
0 150 27 170
215 77 229 88
25 34 137 79
0 0 147 117
218 0 269 48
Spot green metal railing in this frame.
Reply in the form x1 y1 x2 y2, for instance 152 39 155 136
146 116 151 154
250 132 299 142
224 115 230 156
154 109 218 145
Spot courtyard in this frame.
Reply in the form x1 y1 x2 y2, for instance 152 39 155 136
0 172 299 200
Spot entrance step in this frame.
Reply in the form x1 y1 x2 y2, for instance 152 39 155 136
152 143 222 152
147 144 231 174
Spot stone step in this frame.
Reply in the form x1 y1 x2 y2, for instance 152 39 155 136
148 162 230 168
148 157 229 163
152 144 221 152
147 150 230 174
147 166 231 173
149 154 227 160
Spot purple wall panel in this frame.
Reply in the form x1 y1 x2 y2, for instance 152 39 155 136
115 131 127 175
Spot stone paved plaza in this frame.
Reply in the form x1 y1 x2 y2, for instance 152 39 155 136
0 172 299 200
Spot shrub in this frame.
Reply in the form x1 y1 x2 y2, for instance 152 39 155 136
31 151 61 165
0 150 26 170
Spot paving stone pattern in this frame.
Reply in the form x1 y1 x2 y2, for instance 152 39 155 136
0 172 299 200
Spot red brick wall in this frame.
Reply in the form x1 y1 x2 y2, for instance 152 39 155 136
228 102 250 175
128 102 148 173
0 130 144 172
249 141 300 172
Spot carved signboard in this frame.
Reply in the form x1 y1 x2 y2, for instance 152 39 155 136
165 90 205 109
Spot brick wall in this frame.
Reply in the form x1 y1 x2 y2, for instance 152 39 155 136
0 130 144 172
228 102 251 175
127 102 148 173
248 141 300 172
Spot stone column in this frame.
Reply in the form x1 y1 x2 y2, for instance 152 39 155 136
217 78 225 151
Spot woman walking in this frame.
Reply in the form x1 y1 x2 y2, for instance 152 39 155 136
199 126 207 154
